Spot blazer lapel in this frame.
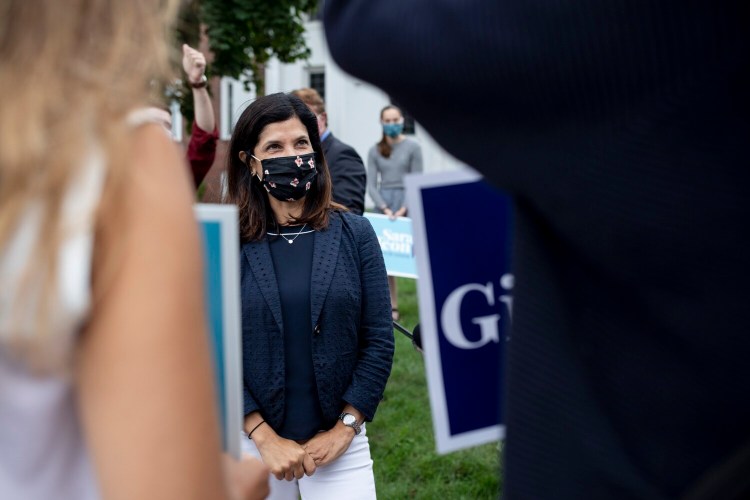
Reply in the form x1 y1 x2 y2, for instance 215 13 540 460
242 240 284 333
310 212 342 328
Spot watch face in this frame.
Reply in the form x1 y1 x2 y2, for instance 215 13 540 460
342 414 356 425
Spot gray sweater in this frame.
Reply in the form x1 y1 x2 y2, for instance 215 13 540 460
367 137 423 209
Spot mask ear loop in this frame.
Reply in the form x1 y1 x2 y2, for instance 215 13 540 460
246 153 259 178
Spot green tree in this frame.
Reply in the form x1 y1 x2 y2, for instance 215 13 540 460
179 0 318 96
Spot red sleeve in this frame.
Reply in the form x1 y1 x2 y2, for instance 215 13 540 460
186 122 218 188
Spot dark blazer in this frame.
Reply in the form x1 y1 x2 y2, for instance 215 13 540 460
322 132 366 215
240 211 394 431
325 2 750 499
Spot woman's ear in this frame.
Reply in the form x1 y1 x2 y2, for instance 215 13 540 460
240 151 260 178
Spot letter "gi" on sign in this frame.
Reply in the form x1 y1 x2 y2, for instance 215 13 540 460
439 275 513 350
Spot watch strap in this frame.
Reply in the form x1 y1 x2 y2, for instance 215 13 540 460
190 74 208 89
339 412 362 435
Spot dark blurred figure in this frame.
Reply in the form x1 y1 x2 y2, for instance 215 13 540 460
292 88 366 214
325 2 750 499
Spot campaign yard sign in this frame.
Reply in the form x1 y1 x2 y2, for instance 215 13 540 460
195 204 243 459
405 170 514 454
363 213 417 279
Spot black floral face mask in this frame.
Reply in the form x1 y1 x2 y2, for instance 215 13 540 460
249 152 318 202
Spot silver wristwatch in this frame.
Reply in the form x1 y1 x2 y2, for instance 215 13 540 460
339 412 362 435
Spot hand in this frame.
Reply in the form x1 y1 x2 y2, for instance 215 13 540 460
222 454 270 500
383 207 396 220
303 423 355 467
253 426 316 481
182 43 206 85
394 206 407 218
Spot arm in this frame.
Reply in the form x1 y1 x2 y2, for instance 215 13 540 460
183 44 215 133
192 87 215 134
325 1 703 193
187 121 218 189
76 125 267 500
183 44 218 188
343 217 395 419
302 219 393 466
243 385 260 416
325 1 480 101
330 144 367 215
302 403 364 467
395 142 423 216
409 142 423 175
366 147 387 211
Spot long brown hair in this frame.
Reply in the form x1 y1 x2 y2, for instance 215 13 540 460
377 105 402 158
225 93 345 243
0 0 179 362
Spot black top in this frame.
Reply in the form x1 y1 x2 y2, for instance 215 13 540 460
267 224 324 440
324 2 750 498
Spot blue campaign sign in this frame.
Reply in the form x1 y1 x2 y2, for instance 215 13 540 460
363 213 417 279
406 170 513 454
195 204 243 459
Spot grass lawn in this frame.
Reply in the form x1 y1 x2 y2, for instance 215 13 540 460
368 277 502 499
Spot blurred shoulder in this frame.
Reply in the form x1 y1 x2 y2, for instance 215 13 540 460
337 139 361 157
129 123 185 173
332 141 364 167
330 134 355 151
99 123 195 243
125 124 193 204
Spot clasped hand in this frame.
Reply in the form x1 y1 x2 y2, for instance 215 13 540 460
254 433 317 481
254 424 355 481
303 424 355 469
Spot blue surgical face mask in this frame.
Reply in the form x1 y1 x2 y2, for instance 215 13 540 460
382 122 404 138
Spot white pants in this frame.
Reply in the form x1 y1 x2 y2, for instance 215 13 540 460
241 425 377 500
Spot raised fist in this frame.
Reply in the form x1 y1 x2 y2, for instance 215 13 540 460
182 43 206 85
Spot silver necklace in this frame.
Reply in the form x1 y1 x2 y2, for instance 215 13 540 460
275 223 308 244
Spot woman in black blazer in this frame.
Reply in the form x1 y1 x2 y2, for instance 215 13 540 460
225 92 394 499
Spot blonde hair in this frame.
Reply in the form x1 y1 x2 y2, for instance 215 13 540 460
0 0 179 365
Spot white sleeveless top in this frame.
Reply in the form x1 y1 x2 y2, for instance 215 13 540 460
0 149 105 499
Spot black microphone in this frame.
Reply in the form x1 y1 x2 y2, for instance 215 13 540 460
393 321 423 352
411 323 422 351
